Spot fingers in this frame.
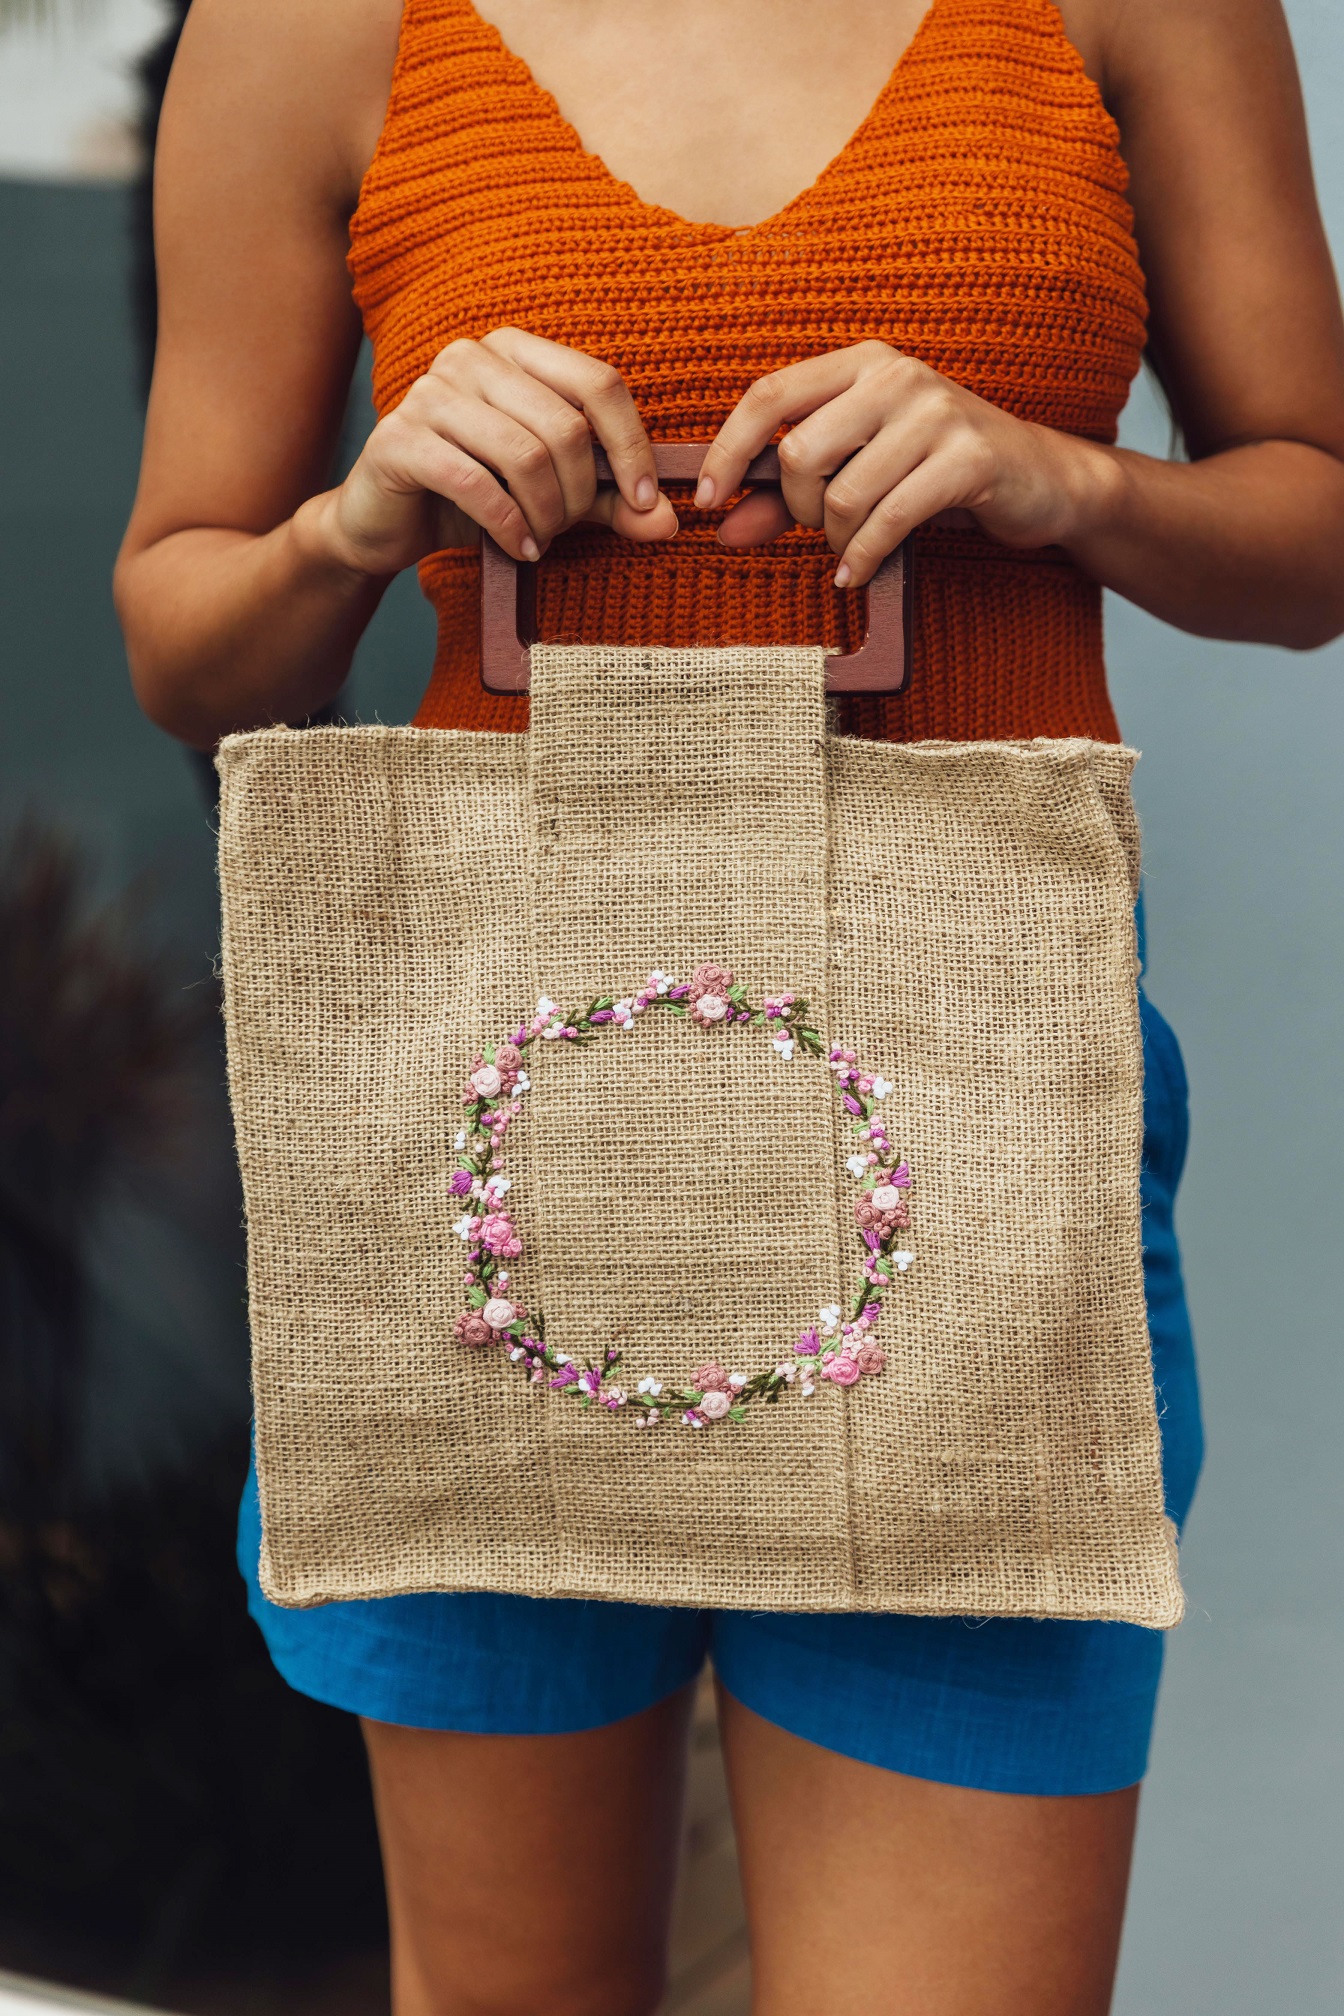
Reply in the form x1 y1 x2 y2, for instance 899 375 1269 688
482 328 661 519
695 349 872 508
832 459 955 586
369 415 540 560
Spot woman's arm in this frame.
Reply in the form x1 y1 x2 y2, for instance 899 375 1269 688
702 0 1344 650
114 0 671 751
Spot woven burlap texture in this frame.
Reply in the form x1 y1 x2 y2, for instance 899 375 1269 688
217 644 1182 1627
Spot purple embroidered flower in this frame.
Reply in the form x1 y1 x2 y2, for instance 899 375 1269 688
589 1009 613 1023
794 1328 820 1356
698 1389 732 1421
449 1169 474 1196
578 1367 603 1399
855 1342 886 1375
822 1353 863 1387
690 1362 732 1393
888 1162 911 1187
842 1094 863 1116
549 1365 580 1389
455 1312 493 1348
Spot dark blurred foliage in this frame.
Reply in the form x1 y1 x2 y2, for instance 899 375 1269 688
0 822 210 1520
0 825 387 2001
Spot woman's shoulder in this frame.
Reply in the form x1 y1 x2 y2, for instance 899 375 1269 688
165 0 403 217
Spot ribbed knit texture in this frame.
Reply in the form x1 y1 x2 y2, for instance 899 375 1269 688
348 0 1147 740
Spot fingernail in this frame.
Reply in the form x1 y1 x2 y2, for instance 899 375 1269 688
521 536 540 562
694 478 715 509
834 562 852 587
635 475 657 510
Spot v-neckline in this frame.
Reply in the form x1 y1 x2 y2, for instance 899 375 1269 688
458 0 945 242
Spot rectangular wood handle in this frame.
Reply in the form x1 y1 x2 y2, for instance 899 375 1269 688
479 443 912 695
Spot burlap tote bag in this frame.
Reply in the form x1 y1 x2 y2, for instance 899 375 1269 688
217 453 1182 1630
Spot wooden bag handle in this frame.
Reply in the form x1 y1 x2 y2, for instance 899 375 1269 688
479 442 912 695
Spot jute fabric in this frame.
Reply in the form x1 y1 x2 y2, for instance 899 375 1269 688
217 646 1182 1626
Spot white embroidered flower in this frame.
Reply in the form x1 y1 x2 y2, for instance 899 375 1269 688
819 1304 841 1334
846 1153 869 1179
728 1372 747 1390
509 1346 524 1362
514 1070 531 1092
536 996 557 1019
649 969 672 995
772 1032 795 1060
541 1021 565 1039
452 1214 477 1242
612 999 635 1030
891 1250 915 1272
801 1381 816 1398
637 1377 663 1396
871 1075 893 1100
483 1174 511 1201
553 1353 570 1366
454 1129 468 1150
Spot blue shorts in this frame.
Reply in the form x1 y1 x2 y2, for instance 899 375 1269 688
239 988 1203 1797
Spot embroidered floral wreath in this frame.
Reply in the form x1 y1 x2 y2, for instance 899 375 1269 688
449 964 914 1430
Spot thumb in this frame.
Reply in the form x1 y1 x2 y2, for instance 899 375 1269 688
716 487 795 547
581 487 679 542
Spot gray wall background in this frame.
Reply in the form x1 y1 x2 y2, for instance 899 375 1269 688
0 2 1340 2007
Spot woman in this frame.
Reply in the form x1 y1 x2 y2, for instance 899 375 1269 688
116 1 1344 2009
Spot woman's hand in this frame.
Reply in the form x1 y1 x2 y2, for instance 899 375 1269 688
302 326 678 578
695 341 1114 585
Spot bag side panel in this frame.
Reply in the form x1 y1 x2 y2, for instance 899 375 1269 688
218 725 556 1605
826 737 1181 1627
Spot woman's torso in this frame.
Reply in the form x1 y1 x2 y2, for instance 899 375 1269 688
348 0 1146 740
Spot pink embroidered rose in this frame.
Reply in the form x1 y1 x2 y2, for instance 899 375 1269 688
687 962 734 1027
871 1183 908 1213
822 1352 863 1387
698 1389 732 1420
855 1342 886 1375
455 1312 493 1348
481 1297 516 1331
688 962 734 1000
470 1064 503 1100
494 1043 523 1074
480 1212 522 1258
691 1362 732 1393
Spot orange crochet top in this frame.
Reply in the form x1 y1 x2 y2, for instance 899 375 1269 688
349 0 1146 741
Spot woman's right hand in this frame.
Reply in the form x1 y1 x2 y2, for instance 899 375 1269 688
305 327 678 577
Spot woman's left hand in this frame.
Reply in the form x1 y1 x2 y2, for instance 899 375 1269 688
694 341 1113 584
